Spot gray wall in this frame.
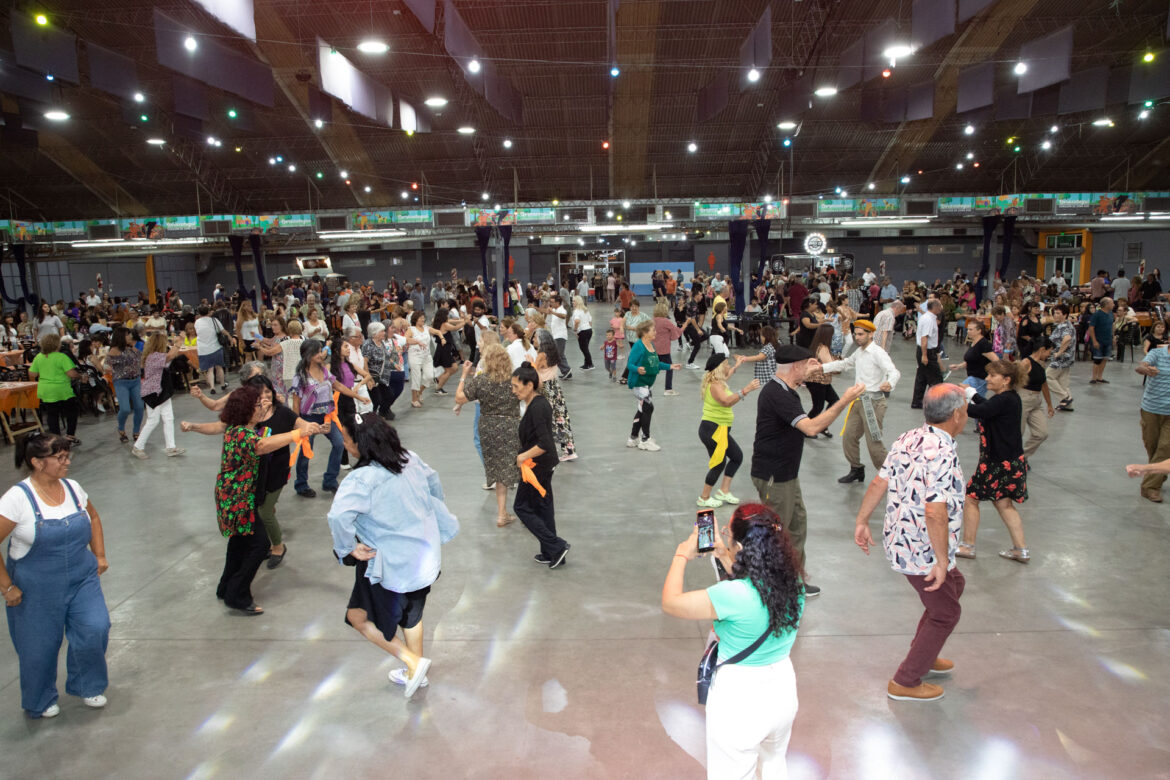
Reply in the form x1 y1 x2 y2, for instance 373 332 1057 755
1089 229 1170 277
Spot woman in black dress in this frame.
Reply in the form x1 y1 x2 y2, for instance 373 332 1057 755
805 323 839 436
794 298 821 349
1016 302 1044 359
957 360 1030 564
430 307 466 396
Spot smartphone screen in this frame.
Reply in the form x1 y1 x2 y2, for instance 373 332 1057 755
696 509 715 553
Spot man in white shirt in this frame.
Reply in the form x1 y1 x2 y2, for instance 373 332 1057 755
710 273 727 296
84 288 102 307
546 294 572 379
910 300 943 408
504 323 528 369
470 299 492 364
822 319 901 485
862 267 877 286
1111 270 1131 302
1049 272 1067 291
873 300 905 352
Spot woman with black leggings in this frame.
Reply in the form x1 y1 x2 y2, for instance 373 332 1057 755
805 323 838 437
696 354 760 508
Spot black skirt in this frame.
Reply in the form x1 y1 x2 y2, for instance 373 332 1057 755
345 558 431 641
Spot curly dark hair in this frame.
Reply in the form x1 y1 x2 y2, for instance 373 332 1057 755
219 384 261 426
728 503 805 636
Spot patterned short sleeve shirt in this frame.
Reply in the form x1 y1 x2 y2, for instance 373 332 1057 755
878 425 965 576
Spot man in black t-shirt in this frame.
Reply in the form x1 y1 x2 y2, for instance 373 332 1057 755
751 345 864 597
683 287 709 368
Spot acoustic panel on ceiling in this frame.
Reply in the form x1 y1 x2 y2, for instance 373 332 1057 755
190 0 256 41
1030 85 1059 116
1017 26 1073 94
957 0 995 23
995 83 1032 119
307 85 332 123
403 0 436 33
86 43 138 99
696 72 730 122
956 61 993 113
837 36 864 90
906 80 934 120
172 113 204 140
172 75 209 120
864 18 898 82
859 87 882 122
882 89 907 123
154 9 273 106
739 6 772 69
1058 67 1108 115
1129 57 1170 103
0 56 53 103
9 12 79 84
444 0 482 80
1106 66 1131 105
912 0 955 49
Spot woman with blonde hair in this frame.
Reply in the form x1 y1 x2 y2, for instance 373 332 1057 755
696 353 759 508
132 332 185 459
653 299 683 395
456 344 521 525
235 300 261 362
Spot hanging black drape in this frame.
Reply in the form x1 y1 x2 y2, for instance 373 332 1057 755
248 233 269 306
0 246 23 305
227 235 253 302
497 225 512 313
974 215 1000 306
997 215 1017 282
728 220 749 306
475 227 492 302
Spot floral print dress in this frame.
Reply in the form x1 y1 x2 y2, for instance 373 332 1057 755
215 425 261 537
541 377 575 456
270 335 288 397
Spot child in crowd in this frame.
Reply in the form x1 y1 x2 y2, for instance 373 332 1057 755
601 328 620 382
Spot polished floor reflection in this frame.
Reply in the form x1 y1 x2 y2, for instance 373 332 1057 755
2 308 1168 779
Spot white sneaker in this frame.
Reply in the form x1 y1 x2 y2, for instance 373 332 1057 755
95 404 107 413
663 389 679 396
83 694 107 709
638 438 661 452
626 438 639 448
165 447 186 457
483 482 496 490
340 463 352 470
686 363 701 369
40 703 61 718
388 668 429 687
130 448 148 460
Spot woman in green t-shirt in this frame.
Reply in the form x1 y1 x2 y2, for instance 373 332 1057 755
29 333 82 443
662 504 805 779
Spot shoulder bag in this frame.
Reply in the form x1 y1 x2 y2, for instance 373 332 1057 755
697 625 771 705
211 316 233 351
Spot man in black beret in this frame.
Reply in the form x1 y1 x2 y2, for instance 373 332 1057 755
750 345 864 597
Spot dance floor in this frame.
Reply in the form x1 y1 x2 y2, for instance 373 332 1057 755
3 303 1167 779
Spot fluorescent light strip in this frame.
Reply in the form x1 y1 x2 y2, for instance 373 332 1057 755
70 238 211 248
838 218 933 227
317 230 406 239
1099 215 1146 221
579 223 671 233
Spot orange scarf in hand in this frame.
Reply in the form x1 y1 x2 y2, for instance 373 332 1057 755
520 458 546 497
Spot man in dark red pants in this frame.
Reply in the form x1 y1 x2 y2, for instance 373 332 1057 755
853 383 969 701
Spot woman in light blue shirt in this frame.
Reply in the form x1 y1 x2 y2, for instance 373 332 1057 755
662 504 804 779
327 414 459 699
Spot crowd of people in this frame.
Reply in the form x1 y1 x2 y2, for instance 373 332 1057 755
0 260 1163 779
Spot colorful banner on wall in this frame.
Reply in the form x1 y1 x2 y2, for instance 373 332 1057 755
855 198 900 216
52 221 87 237
514 207 556 224
468 208 516 226
938 197 977 214
162 215 201 235
353 210 395 230
740 203 782 220
392 209 433 224
694 202 745 219
817 199 856 216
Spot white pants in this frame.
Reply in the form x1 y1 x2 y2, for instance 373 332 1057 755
706 657 798 780
408 350 434 391
710 334 729 357
135 398 175 450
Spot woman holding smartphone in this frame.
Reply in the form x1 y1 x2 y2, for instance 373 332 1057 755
662 504 805 779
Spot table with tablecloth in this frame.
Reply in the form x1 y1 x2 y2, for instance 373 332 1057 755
0 349 26 368
0 381 42 443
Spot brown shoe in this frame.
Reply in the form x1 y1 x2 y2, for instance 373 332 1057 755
928 658 954 676
887 680 945 701
1141 488 1163 503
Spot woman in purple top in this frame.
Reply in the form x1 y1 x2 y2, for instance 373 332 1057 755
289 339 363 498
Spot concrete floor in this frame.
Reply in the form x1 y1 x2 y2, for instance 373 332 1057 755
2 304 1168 780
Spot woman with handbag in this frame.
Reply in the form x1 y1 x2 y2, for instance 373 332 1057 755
662 503 805 780
130 333 185 459
194 305 229 394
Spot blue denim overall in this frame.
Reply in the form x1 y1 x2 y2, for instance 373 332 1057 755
5 481 110 717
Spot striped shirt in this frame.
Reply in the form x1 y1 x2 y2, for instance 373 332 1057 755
1141 347 1170 415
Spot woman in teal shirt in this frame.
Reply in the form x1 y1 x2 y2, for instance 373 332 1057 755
29 333 82 443
626 320 680 452
662 504 804 779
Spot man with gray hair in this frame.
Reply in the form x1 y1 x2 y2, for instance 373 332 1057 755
854 383 968 702
910 299 943 408
873 299 905 353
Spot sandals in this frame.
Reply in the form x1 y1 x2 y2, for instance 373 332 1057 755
496 514 516 528
411 401 422 408
234 603 265 616
955 542 976 559
118 431 128 444
999 547 1031 564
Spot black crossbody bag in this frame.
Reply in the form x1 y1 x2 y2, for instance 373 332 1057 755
697 627 771 705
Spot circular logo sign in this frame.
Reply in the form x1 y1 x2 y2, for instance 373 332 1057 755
804 232 827 255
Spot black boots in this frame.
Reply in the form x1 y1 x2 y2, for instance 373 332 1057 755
838 466 865 484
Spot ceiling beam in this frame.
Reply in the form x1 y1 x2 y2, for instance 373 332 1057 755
612 0 663 199
866 0 1044 194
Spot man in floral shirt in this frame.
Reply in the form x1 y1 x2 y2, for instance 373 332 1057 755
853 384 969 702
1046 303 1076 411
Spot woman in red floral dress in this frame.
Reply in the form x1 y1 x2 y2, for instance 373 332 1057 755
957 360 1031 564
182 385 313 614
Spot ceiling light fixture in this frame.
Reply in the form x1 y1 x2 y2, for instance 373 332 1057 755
1143 51 1155 63
45 74 53 81
763 195 773 203
288 164 297 172
147 138 166 146
782 138 791 147
184 36 197 52
777 121 797 130
44 110 69 121
339 170 348 178
357 40 389 54
314 118 324 128
133 92 145 103
35 13 48 25
401 191 409 198
747 68 760 82
457 126 475 134
610 66 621 77
956 163 964 170
882 44 914 65
481 192 490 201
364 186 372 193
622 200 631 209
687 142 697 153
468 59 481 73
814 86 838 97
1013 62 1027 75
1092 117 1114 127
503 139 513 148
967 152 975 160
269 157 277 165
424 97 448 108
1050 124 1059 133
867 182 876 190
606 210 614 218
900 175 911 184
1041 140 1052 150
1139 109 1150 119
964 124 975 135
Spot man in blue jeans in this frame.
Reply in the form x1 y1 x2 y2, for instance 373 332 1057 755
1088 297 1115 385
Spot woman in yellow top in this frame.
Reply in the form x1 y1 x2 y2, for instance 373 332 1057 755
696 353 759 508
181 321 198 348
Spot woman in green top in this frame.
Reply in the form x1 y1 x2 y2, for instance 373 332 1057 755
29 333 82 444
662 504 804 780
696 353 760 508
625 321 680 452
